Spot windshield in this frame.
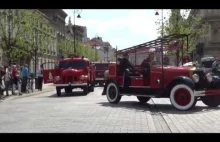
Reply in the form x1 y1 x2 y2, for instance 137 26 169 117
59 60 86 69
95 63 108 70
202 61 214 68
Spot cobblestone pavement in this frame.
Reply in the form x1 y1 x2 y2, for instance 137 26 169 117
0 87 220 133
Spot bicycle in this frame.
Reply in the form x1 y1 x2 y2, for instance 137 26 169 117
26 77 34 93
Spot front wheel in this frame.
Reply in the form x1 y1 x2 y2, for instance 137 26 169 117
83 86 89 95
137 96 150 104
170 84 196 111
65 87 72 93
56 87 61 97
106 82 121 104
201 96 220 107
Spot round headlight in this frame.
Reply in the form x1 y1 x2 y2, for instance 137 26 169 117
192 74 199 83
80 75 85 80
206 73 213 82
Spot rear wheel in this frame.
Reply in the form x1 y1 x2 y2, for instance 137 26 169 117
201 96 220 107
137 96 150 104
56 87 61 97
106 82 121 104
170 84 196 111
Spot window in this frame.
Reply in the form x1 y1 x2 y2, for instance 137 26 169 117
59 60 86 69
95 63 109 71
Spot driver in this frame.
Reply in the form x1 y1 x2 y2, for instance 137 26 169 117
141 56 151 79
119 53 137 88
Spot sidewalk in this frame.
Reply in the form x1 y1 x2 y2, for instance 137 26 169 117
0 83 54 101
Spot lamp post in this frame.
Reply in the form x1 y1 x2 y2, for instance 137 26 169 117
155 9 164 88
73 9 82 54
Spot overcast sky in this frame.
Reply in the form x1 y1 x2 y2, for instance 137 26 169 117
63 9 172 49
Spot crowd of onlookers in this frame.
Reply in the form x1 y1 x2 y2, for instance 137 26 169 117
0 64 44 99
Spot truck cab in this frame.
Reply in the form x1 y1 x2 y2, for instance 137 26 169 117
93 62 109 86
43 55 95 96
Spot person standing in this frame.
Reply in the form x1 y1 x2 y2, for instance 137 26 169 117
21 64 28 93
12 65 22 95
4 66 11 96
37 65 43 91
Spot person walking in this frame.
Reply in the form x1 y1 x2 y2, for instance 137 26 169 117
4 66 11 96
37 65 43 91
21 64 28 93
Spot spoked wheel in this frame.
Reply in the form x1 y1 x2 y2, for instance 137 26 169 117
106 82 121 104
137 96 150 104
170 84 196 111
201 96 220 107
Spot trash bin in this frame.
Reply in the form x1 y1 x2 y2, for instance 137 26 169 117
35 77 39 89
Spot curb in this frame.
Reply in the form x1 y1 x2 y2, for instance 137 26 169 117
1 88 54 101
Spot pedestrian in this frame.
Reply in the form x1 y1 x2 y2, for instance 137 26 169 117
12 65 22 95
4 66 11 96
0 65 5 98
21 64 28 93
37 65 43 91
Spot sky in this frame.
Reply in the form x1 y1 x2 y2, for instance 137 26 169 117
63 9 172 50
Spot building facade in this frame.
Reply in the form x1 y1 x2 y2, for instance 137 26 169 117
191 9 220 60
85 37 116 62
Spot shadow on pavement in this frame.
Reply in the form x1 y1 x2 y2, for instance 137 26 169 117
97 101 220 114
49 91 87 98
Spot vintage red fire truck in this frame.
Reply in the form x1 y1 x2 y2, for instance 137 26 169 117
93 62 109 86
43 55 95 96
102 34 220 111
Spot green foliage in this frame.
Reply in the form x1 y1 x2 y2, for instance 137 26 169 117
156 9 208 59
57 38 100 61
0 9 52 65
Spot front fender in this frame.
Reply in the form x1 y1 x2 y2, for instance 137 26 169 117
102 79 115 95
164 76 195 96
212 76 220 88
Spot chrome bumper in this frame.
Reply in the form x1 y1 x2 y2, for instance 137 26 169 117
95 78 104 81
194 89 220 97
55 83 88 87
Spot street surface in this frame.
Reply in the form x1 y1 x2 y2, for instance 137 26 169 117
1 86 220 133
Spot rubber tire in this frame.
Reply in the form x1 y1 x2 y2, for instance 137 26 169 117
170 84 196 111
137 96 150 104
83 86 89 95
56 87 61 97
89 82 95 92
106 82 121 104
201 96 220 107
65 87 72 93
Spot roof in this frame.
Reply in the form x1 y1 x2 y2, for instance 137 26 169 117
85 39 102 47
117 34 190 55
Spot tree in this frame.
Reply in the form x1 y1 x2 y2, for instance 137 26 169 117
58 38 74 58
156 9 208 64
0 9 50 65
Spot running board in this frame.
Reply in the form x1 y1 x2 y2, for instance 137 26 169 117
119 94 157 98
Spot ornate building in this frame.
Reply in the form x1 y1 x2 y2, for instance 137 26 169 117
190 9 220 60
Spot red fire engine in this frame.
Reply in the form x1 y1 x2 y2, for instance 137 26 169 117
43 55 96 96
102 34 220 111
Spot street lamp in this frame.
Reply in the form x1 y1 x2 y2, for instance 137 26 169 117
73 9 82 54
155 9 164 88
